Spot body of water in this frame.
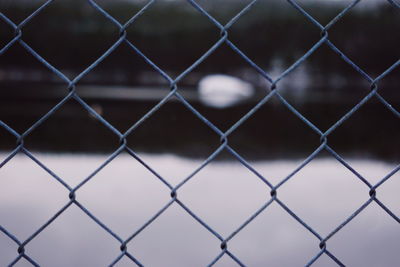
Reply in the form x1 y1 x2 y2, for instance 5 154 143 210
0 153 399 266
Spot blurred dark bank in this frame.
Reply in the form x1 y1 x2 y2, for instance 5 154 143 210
0 0 399 161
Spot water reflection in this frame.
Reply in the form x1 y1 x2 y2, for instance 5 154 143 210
0 96 398 161
0 153 398 266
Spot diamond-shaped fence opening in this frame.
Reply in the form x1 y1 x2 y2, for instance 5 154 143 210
125 99 222 159
328 0 400 76
0 0 399 266
275 154 369 235
227 202 320 266
329 97 400 160
122 0 223 74
177 150 270 236
77 153 172 237
20 1 121 76
227 0 323 72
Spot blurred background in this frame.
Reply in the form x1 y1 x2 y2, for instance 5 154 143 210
0 1 399 266
1 0 399 160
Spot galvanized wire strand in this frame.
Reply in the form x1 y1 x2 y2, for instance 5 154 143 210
0 0 399 265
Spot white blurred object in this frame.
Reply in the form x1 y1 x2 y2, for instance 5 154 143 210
198 74 254 108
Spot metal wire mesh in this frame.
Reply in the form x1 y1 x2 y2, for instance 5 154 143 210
0 0 399 266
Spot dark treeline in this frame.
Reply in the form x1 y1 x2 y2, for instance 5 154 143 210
0 0 399 88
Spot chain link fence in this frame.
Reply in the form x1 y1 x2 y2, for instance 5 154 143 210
0 0 399 266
